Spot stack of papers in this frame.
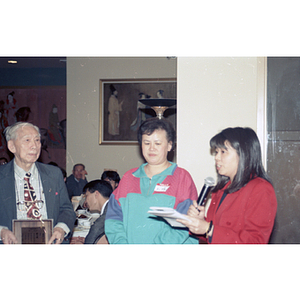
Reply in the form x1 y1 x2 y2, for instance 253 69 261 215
148 207 191 228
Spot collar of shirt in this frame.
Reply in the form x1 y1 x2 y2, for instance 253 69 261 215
14 160 38 181
101 200 109 216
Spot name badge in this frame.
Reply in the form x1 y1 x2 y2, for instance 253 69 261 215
154 183 170 192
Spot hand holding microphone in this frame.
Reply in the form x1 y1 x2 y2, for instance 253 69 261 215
197 176 215 207
177 177 215 234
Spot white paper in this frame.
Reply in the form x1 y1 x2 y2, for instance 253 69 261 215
71 194 86 211
148 207 191 228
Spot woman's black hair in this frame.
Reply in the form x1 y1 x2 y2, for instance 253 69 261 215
137 117 176 151
210 127 272 194
101 170 120 184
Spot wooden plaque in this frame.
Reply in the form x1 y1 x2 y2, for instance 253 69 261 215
13 219 53 244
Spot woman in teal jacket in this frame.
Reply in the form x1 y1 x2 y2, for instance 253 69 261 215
105 118 198 244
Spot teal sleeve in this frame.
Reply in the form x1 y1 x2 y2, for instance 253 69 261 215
105 219 128 244
153 198 198 244
155 199 199 244
153 224 198 244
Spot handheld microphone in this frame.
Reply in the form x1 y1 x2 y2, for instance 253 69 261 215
197 177 215 206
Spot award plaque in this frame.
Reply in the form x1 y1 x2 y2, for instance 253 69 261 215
13 219 53 244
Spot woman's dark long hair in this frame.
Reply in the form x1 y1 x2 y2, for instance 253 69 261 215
210 127 272 194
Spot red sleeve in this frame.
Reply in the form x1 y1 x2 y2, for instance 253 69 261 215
207 178 277 244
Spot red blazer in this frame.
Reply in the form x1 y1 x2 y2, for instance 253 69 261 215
206 177 277 244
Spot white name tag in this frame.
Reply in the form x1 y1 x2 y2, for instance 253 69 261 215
154 183 170 192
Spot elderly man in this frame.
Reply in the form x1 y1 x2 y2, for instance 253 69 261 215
0 122 76 244
66 163 88 200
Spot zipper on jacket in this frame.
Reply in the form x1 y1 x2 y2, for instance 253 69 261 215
147 177 152 195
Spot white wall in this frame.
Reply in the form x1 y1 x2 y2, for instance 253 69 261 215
177 57 259 191
67 57 261 192
66 57 177 180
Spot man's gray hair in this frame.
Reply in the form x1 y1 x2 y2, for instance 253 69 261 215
4 122 41 142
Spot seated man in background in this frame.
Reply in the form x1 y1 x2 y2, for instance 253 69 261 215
82 180 113 244
66 163 88 200
0 122 76 244
101 170 120 191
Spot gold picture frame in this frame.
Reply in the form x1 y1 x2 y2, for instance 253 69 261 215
13 219 53 244
99 78 177 144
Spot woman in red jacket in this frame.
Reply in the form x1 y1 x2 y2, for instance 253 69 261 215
178 127 277 244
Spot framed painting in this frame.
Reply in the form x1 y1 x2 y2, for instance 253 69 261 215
99 78 177 144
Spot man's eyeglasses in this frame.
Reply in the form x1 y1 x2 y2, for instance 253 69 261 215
17 200 44 211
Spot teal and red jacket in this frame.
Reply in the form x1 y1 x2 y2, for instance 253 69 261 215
105 162 199 244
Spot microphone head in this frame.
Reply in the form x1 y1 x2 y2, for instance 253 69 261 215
204 176 215 186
